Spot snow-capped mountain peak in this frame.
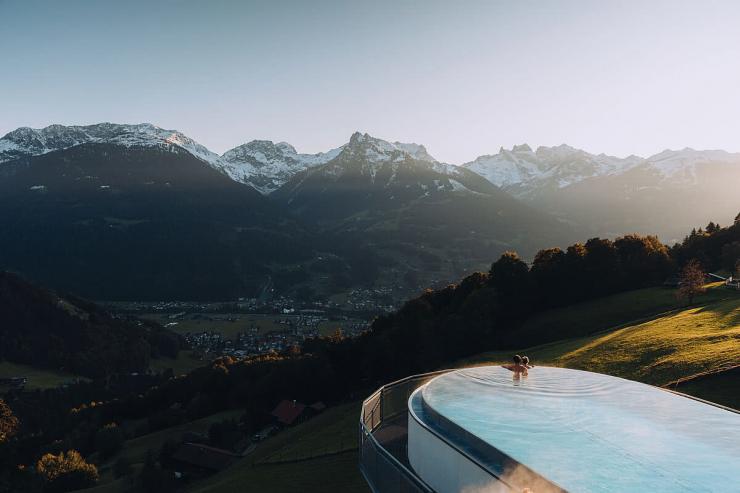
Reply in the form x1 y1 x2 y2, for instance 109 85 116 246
223 132 442 193
0 124 445 195
644 148 738 178
342 132 408 163
392 142 437 163
219 139 344 194
462 143 650 193
340 132 437 164
0 123 223 167
463 142 740 196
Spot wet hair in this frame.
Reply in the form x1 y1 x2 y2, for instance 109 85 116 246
521 356 530 365
513 354 522 364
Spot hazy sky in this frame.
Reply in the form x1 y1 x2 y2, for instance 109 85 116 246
2 0 739 163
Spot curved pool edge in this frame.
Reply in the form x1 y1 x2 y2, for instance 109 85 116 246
408 377 566 493
359 366 738 493
409 366 740 493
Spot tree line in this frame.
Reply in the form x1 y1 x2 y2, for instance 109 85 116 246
0 272 181 379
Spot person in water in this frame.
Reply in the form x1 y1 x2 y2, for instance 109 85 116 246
503 354 529 376
521 355 534 369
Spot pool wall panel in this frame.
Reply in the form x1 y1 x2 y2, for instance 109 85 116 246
408 411 505 493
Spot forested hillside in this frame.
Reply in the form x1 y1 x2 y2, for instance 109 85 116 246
0 272 179 378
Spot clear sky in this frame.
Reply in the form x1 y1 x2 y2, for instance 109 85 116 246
2 0 739 163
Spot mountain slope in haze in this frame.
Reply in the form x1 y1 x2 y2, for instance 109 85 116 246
0 143 319 300
538 152 740 241
464 144 740 240
462 143 645 196
273 132 573 289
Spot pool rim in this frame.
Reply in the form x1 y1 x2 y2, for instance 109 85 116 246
407 365 738 492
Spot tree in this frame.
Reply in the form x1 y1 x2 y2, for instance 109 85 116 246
140 450 174 493
139 451 159 493
677 259 705 305
489 251 530 298
94 423 124 459
36 450 98 492
721 242 740 274
614 234 672 289
530 248 567 306
583 237 619 294
0 399 19 444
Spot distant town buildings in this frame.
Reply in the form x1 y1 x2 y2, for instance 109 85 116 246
104 291 388 361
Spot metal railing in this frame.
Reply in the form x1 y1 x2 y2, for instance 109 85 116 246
359 370 450 493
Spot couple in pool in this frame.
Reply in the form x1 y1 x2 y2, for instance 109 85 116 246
503 354 533 378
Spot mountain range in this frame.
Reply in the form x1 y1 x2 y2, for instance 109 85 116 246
4 123 738 204
1 122 738 299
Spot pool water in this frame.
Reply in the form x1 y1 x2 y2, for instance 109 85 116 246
421 366 740 492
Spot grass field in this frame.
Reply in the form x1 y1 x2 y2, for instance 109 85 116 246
149 350 208 376
144 312 364 340
318 320 344 337
79 401 366 493
85 409 245 491
666 367 740 406
141 313 289 340
186 401 367 493
516 282 731 344
0 361 80 389
193 451 364 493
257 401 359 463
460 287 740 409
113 409 244 466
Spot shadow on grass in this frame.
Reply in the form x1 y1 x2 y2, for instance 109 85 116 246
694 295 740 326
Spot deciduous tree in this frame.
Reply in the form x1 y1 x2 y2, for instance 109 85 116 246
36 450 98 492
677 259 706 305
0 399 18 444
94 423 124 459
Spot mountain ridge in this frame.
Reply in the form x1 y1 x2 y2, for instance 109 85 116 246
4 123 739 197
3 122 738 242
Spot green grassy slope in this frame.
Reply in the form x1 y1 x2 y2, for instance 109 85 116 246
0 361 81 389
460 288 740 408
667 367 740 406
76 402 366 493
115 410 243 466
516 282 730 344
148 350 207 376
83 409 243 491
187 401 367 493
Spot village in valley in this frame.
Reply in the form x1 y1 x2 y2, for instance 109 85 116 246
104 288 402 364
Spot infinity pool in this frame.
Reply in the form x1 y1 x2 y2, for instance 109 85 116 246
418 366 740 492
